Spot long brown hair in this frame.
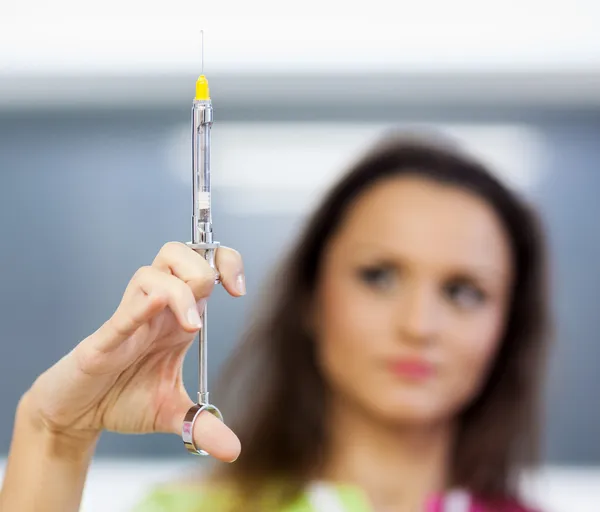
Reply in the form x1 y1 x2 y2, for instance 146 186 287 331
209 134 550 508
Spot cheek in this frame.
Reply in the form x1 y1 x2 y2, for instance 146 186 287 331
443 307 506 405
314 273 391 392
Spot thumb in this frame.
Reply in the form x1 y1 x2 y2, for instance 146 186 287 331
163 395 241 463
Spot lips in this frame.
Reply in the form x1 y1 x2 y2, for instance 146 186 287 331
388 358 434 380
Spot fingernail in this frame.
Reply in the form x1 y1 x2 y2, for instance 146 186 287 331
187 306 202 328
236 274 246 295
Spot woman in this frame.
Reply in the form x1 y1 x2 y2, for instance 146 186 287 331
0 134 549 512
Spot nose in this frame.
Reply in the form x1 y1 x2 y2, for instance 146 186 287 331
396 280 441 345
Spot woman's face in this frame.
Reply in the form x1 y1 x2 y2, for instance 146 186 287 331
313 175 513 425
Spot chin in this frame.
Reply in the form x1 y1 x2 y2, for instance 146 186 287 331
367 392 451 427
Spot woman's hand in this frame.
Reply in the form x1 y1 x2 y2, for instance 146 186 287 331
23 241 245 462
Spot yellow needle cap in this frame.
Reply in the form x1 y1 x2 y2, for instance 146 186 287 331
195 75 210 101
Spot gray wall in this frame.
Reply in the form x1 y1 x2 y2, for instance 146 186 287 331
0 107 599 463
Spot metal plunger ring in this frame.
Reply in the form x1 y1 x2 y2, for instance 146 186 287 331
182 403 224 456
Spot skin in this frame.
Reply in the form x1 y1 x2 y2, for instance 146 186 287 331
314 176 514 510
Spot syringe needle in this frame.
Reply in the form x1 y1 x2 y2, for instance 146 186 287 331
200 30 204 76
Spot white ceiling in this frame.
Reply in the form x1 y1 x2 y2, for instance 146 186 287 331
2 2 599 74
1 1 599 108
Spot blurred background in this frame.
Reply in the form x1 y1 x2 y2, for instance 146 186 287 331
1 2 600 511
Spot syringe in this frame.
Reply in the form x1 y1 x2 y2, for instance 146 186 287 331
181 34 224 457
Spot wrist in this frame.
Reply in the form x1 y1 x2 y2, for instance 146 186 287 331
0 393 98 512
17 392 100 461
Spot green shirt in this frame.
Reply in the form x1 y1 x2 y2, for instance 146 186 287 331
132 483 372 512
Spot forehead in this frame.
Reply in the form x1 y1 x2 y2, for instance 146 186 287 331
334 176 512 273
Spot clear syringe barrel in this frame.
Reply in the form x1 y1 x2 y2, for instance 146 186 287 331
190 98 216 406
191 99 213 245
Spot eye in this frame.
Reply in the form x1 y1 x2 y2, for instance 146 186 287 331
444 278 486 309
358 265 397 291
